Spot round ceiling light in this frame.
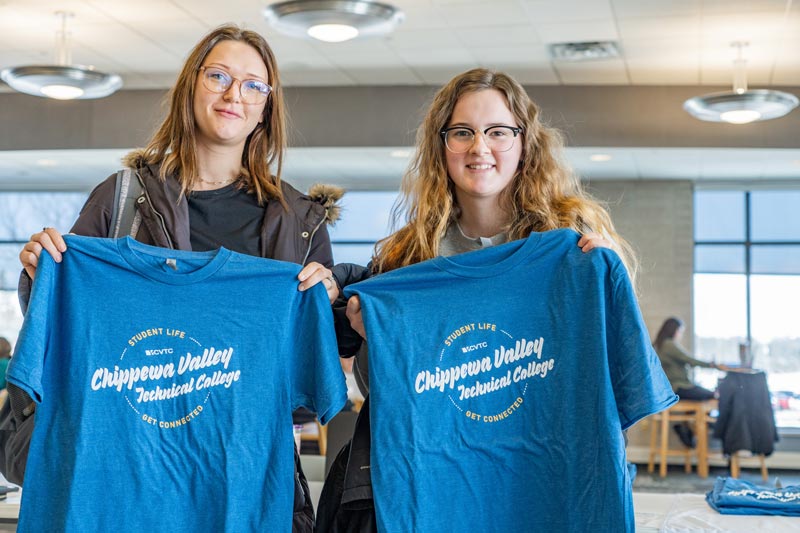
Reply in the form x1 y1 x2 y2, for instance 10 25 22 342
264 0 404 43
684 42 799 124
0 12 122 100
683 89 798 124
1 65 123 100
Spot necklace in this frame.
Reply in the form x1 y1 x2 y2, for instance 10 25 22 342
198 176 238 186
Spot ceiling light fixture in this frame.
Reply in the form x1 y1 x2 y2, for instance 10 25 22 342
683 42 798 124
263 0 404 43
0 11 122 100
590 154 613 162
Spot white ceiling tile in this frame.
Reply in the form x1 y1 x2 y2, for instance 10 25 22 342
610 0 700 18
312 38 397 59
1 1 110 27
624 41 701 84
452 25 542 46
699 0 790 16
616 15 701 41
386 28 462 50
343 66 423 85
520 0 615 23
471 45 550 66
172 0 264 20
395 5 448 31
395 47 475 66
700 12 793 47
535 19 619 44
440 0 531 28
554 59 630 84
83 1 194 23
413 65 481 84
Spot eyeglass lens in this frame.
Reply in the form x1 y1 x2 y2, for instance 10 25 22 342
444 126 519 153
201 67 271 104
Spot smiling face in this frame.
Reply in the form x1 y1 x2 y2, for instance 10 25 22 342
445 89 524 206
193 40 268 151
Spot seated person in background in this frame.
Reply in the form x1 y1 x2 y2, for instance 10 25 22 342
653 317 726 401
654 317 728 447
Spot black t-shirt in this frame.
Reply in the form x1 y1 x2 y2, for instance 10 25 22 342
187 183 264 256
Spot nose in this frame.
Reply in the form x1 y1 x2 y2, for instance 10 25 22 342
468 131 491 154
222 79 242 103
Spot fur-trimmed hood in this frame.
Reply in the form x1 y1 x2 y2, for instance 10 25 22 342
122 149 343 225
307 183 343 225
122 148 148 169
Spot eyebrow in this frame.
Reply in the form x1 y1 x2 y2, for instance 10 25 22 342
448 122 518 128
205 62 267 81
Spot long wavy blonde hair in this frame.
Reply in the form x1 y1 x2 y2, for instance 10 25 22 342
137 24 287 206
374 68 637 283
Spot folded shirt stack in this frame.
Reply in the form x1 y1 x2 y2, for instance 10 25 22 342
706 477 800 516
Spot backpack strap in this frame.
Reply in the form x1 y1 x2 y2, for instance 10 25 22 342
108 168 144 238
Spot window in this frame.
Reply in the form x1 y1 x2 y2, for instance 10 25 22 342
328 191 400 266
0 192 87 346
694 190 800 428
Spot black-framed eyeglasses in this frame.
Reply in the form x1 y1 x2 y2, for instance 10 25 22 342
198 66 272 105
440 125 523 153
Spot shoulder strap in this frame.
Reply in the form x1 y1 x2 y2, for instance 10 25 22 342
108 168 144 238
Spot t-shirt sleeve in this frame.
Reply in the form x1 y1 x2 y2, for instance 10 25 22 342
607 261 678 429
6 252 58 404
290 284 347 425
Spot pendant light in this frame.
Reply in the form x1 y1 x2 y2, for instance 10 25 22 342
683 42 798 124
263 0 404 43
0 11 123 100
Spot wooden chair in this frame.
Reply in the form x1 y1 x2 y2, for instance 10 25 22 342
730 452 769 482
647 399 717 478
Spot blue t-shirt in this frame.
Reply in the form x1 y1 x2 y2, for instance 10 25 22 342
706 477 800 516
8 235 346 532
345 229 677 533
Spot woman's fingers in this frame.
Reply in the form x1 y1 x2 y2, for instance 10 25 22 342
19 228 67 279
577 232 612 253
297 262 339 303
346 295 366 339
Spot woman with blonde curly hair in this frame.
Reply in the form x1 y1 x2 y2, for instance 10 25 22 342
374 67 635 276
338 68 635 344
319 68 641 532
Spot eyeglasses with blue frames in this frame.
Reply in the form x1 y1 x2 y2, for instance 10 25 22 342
440 125 523 153
198 66 272 105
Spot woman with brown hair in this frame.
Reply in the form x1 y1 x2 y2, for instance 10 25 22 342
12 24 340 532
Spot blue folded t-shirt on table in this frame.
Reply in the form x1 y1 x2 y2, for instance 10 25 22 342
706 477 800 516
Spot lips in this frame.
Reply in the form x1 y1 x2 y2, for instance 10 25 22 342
215 108 241 119
466 163 494 170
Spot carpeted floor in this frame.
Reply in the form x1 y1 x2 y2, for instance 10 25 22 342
632 464 800 494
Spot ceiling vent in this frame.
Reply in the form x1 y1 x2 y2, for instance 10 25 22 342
548 41 620 62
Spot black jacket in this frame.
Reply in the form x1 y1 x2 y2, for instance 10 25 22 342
714 370 779 456
2 156 342 532
318 263 376 533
